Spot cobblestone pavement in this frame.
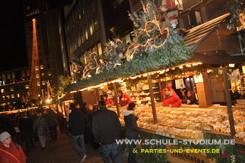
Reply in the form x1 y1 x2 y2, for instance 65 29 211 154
17 131 127 163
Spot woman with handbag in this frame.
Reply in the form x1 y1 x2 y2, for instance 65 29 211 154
122 102 140 163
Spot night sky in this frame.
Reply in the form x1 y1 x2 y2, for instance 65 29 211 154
0 1 28 71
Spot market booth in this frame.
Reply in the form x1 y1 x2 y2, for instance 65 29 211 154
64 2 245 161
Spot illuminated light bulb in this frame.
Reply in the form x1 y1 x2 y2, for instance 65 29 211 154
172 67 175 70
166 69 169 72
229 64 235 68
179 66 183 69
186 64 191 67
88 75 91 78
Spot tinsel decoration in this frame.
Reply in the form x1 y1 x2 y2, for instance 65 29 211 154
226 0 245 30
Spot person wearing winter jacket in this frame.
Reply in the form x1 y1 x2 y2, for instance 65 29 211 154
68 103 87 162
43 109 59 141
92 101 122 163
117 90 131 107
162 86 182 107
33 109 49 150
0 131 26 163
122 102 140 163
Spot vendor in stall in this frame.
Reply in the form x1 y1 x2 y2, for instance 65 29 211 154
117 90 132 107
182 89 197 105
101 94 114 106
161 81 177 98
162 86 182 107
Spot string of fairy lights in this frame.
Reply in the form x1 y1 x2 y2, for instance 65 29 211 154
70 62 203 93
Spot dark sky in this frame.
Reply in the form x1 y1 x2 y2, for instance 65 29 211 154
0 1 28 72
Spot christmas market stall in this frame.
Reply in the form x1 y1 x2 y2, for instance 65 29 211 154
64 1 245 162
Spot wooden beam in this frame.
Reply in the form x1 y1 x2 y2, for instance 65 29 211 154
222 66 236 136
147 75 158 123
113 83 120 117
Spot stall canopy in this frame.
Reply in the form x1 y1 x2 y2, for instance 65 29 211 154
187 50 245 65
184 13 230 52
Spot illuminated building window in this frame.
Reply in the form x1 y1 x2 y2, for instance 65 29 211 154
17 94 20 98
1 89 4 93
85 30 88 40
40 65 44 69
48 72 52 76
41 73 45 77
11 94 15 99
35 66 39 71
98 43 102 56
10 87 14 91
37 82 40 86
36 74 40 78
6 95 10 99
42 81 46 85
2 96 5 100
25 85 29 89
90 24 94 35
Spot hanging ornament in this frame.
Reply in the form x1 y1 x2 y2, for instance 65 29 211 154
228 68 241 82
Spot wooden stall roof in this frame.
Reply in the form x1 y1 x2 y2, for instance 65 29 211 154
186 50 245 65
58 92 74 101
184 13 230 52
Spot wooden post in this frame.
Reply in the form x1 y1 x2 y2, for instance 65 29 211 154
222 66 236 136
113 83 120 117
147 75 158 123
94 88 99 104
196 72 212 108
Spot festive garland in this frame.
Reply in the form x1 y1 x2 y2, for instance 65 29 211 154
226 0 245 30
65 39 192 92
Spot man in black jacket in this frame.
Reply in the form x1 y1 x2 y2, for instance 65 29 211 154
68 103 87 162
92 101 122 163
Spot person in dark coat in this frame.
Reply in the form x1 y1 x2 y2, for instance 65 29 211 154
68 102 87 162
85 104 100 149
18 112 35 152
122 102 140 163
92 101 122 163
43 109 59 141
33 109 49 150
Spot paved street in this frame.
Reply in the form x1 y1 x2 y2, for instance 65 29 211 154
17 131 127 163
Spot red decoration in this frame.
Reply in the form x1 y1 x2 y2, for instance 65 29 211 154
150 40 154 44
221 153 228 159
240 150 245 154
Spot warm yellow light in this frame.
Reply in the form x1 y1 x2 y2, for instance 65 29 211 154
229 64 235 68
46 99 52 103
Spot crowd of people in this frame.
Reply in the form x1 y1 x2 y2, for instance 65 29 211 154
0 86 198 163
67 99 139 163
0 107 63 162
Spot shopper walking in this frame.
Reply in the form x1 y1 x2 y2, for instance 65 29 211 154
43 109 59 141
122 102 140 163
33 109 49 150
18 112 35 153
68 102 87 162
0 131 26 163
92 101 122 163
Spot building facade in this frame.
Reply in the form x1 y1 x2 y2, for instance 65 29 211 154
23 0 70 99
0 68 30 110
62 0 133 81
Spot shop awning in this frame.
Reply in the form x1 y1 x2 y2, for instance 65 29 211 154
184 13 230 52
187 50 245 65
